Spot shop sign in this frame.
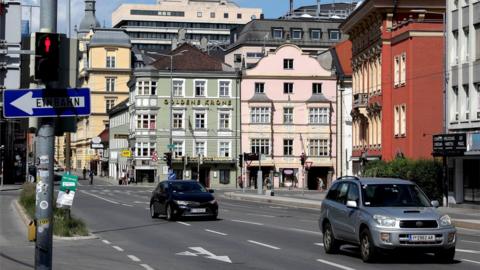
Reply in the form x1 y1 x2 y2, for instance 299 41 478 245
114 134 129 139
121 149 132 158
432 133 466 156
164 99 232 106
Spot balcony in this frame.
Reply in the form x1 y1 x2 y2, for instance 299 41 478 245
353 93 368 108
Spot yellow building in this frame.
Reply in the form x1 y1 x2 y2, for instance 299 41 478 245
71 27 132 171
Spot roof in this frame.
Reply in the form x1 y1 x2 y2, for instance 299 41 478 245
90 28 131 48
306 93 331 103
331 40 352 77
108 99 129 117
78 0 101 33
151 43 233 72
248 93 272 103
97 128 109 143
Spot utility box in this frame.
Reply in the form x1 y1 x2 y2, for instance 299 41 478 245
28 220 36 242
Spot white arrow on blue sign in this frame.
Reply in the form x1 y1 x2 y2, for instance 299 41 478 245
3 88 91 118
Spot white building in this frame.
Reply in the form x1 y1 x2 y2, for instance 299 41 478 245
446 0 480 204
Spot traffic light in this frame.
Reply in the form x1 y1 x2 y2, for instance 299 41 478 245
300 153 306 166
35 32 61 82
238 154 243 167
163 152 172 168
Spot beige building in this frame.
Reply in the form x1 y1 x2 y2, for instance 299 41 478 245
112 0 262 50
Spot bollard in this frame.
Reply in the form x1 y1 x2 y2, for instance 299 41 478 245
28 220 36 242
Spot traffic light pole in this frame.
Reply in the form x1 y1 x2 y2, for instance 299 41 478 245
35 1 57 269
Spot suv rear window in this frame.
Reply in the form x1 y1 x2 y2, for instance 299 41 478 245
362 184 430 207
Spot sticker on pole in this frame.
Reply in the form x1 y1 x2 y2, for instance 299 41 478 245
56 173 78 208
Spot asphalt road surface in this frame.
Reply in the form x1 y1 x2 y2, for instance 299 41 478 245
70 183 480 270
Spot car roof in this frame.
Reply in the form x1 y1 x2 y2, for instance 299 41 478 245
337 177 414 185
163 180 198 183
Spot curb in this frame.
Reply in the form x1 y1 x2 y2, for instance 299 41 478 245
224 192 322 210
13 199 97 241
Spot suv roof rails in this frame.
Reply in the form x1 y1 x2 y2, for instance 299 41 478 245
337 175 360 181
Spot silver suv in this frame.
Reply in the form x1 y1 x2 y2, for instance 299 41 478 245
319 176 456 263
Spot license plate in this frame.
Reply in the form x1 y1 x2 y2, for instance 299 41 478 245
190 208 206 213
410 235 435 242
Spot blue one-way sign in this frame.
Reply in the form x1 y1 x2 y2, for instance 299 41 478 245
3 88 91 118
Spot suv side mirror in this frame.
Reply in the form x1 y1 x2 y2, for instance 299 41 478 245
208 189 215 193
431 200 439 208
346 200 358 208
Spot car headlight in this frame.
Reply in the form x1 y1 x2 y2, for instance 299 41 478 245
174 200 190 206
440 214 452 227
208 199 217 204
373 215 397 227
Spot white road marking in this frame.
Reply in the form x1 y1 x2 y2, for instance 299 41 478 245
205 229 228 236
133 201 149 204
80 190 120 205
231 219 264 226
112 246 124 252
316 259 356 270
145 207 150 210
176 221 191 226
179 247 232 263
140 264 155 270
121 204 133 207
288 228 323 235
456 248 480 254
101 239 111 245
314 243 324 246
127 255 141 262
247 240 280 250
462 259 480 265
246 213 275 218
462 240 480 244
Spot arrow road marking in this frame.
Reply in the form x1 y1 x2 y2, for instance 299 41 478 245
10 91 86 115
176 247 232 263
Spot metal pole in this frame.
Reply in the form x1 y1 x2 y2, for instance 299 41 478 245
169 56 173 165
35 1 57 269
65 133 71 172
302 165 305 196
242 154 245 193
67 0 71 37
257 153 262 195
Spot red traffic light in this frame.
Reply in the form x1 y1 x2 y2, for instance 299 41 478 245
44 36 51 53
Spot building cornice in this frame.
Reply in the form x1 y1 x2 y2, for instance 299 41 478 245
242 75 336 80
390 30 443 45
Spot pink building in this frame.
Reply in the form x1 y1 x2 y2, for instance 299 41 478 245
241 44 337 190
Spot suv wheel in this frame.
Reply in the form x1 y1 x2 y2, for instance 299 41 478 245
166 204 176 221
150 202 159 219
435 247 455 263
360 229 378 263
323 222 340 254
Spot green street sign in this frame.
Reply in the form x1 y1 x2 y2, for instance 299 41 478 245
167 144 176 149
60 173 78 192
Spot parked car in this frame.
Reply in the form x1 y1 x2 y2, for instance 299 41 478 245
150 180 218 221
319 176 456 263
54 164 64 172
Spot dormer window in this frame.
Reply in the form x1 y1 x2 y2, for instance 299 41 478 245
273 28 283 39
292 29 302 40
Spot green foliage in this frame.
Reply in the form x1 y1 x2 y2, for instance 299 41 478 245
19 183 89 237
363 158 443 202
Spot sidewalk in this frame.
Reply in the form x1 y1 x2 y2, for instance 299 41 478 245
223 191 480 230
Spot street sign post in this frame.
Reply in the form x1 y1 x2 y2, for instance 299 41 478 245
121 150 132 158
3 88 91 118
56 173 78 208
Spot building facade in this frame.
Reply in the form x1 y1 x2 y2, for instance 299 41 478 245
129 43 240 188
112 0 261 51
341 0 445 174
446 0 480 204
108 99 130 181
241 44 337 190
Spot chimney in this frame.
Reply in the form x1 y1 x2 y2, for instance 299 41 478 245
317 0 321 17
289 0 294 17
260 13 264 20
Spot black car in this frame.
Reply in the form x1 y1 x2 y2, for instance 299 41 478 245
149 180 218 221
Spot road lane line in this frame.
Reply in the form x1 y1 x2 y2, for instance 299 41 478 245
80 190 120 205
140 264 155 270
456 248 480 254
246 213 275 218
176 221 191 226
231 219 264 226
247 240 280 250
316 259 356 270
462 240 480 244
314 243 324 246
112 246 124 252
101 240 111 245
127 255 141 262
205 229 228 236
121 204 133 207
462 259 480 265
288 228 323 235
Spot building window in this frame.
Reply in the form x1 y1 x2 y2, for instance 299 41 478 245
475 26 480 60
292 29 302 39
255 82 265 93
136 81 157 95
195 80 206 96
219 112 230 129
273 28 283 39
394 56 400 87
401 105 406 136
219 142 230 157
283 107 293 124
136 114 156 129
173 141 184 157
173 112 184 129
135 142 156 157
106 77 115 92
251 107 271 123
452 31 459 64
237 13 242 19
195 141 206 156
283 59 294 69
283 82 293 94
311 29 321 40
197 12 202 17
453 87 459 121
312 83 322 94
328 30 340 40
400 53 406 85
210 12 215 18
309 107 329 124
106 99 115 112
465 85 470 120
173 80 184 97
283 139 293 156
463 29 470 62
219 170 230 184
195 112 206 129
219 80 231 97
309 139 328 156
251 139 270 155
224 13 229 18
106 56 116 68
394 106 400 136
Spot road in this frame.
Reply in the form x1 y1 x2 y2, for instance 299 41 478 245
64 182 480 270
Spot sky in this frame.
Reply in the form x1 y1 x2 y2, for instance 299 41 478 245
21 0 346 36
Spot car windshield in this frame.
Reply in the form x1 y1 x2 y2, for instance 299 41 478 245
362 184 431 207
169 182 207 193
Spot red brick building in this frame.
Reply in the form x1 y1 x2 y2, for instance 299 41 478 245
341 0 445 174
